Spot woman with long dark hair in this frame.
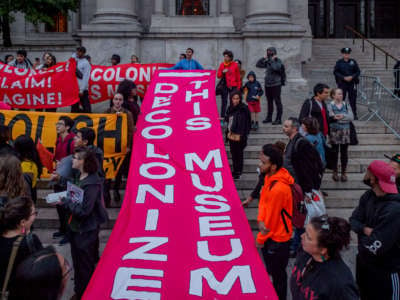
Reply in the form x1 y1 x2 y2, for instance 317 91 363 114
0 155 28 206
0 197 43 299
290 215 359 300
301 116 326 168
225 91 251 180
60 147 108 299
14 136 43 204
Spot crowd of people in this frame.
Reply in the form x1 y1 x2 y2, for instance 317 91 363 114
0 45 399 300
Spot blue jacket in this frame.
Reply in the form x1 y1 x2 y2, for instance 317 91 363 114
168 59 203 70
243 71 263 102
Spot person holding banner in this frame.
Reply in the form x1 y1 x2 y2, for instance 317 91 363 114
104 93 134 203
225 91 251 180
7 49 33 70
290 215 358 300
60 147 108 300
71 47 92 113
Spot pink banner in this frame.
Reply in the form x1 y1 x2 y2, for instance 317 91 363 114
84 70 277 299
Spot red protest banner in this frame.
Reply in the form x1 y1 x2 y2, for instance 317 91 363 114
0 59 79 109
88 63 173 103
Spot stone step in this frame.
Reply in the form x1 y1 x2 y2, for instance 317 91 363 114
232 158 375 173
246 133 400 146
234 172 368 190
226 144 399 159
232 125 387 134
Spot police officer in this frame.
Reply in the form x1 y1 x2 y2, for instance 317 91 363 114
334 47 360 119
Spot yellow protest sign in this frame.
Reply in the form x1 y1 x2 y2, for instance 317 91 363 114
0 110 128 179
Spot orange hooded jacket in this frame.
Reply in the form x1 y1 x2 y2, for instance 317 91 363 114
257 167 294 245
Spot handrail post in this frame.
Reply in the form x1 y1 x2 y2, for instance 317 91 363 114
373 46 376 61
386 54 388 70
362 39 365 52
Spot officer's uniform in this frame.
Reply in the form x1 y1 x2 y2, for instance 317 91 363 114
333 47 361 118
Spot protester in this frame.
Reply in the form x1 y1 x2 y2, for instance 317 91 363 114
179 53 186 60
0 125 15 156
42 54 57 70
243 71 263 130
290 215 359 299
217 50 241 119
33 57 41 70
111 54 121 66
235 59 246 86
131 55 139 64
8 49 33 69
334 47 361 119
14 246 70 300
225 91 251 180
36 52 51 70
301 117 326 168
282 117 324 257
0 197 43 299
299 83 330 138
385 153 400 191
0 155 28 206
256 47 285 125
60 146 108 299
169 48 203 70
350 160 400 300
105 93 134 204
13 135 43 204
4 54 14 64
53 116 75 245
117 79 140 125
328 88 354 182
242 141 286 207
71 46 92 113
256 144 294 300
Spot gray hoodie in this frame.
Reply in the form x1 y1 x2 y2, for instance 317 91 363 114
256 47 283 87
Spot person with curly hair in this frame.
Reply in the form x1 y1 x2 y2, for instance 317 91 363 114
290 215 359 300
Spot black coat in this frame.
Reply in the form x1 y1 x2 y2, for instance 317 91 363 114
225 102 251 138
334 58 361 85
299 97 330 136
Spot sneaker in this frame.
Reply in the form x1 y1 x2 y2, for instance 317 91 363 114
254 122 259 130
52 231 64 239
59 236 69 246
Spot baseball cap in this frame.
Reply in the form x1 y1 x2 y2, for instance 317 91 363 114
384 153 400 164
367 160 398 193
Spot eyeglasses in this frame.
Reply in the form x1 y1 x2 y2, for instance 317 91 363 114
319 215 330 230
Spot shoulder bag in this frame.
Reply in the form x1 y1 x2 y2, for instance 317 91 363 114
216 75 226 96
1 236 23 300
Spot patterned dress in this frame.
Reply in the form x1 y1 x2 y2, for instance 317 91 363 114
328 100 354 145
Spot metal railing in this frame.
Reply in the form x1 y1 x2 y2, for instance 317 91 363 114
344 26 399 69
307 70 400 138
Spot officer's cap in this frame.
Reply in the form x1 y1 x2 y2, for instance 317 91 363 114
341 47 352 54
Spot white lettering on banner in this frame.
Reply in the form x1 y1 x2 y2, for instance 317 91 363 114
154 83 178 94
145 110 171 123
194 195 230 213
115 68 124 81
191 172 223 192
90 68 102 81
185 149 223 171
140 67 151 82
189 266 256 296
197 239 243 262
136 184 174 204
125 67 138 81
152 96 171 109
185 89 209 103
199 216 235 237
186 117 211 131
103 68 116 82
111 267 163 300
139 162 176 180
145 209 160 231
193 102 201 115
107 85 118 97
146 144 170 159
123 237 168 261
190 80 208 89
142 125 172 139
90 84 101 100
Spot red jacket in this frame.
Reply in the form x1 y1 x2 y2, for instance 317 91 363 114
217 61 241 89
54 132 75 161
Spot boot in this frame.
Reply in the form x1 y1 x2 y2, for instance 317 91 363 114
332 169 339 182
262 116 272 124
254 121 259 130
272 119 282 125
341 167 348 182
251 121 255 130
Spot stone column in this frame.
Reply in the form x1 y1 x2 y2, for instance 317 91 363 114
245 0 290 25
154 0 165 15
91 0 140 27
220 0 231 15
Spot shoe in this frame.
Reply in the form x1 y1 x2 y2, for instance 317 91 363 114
272 120 282 125
233 174 241 180
341 173 348 182
254 122 259 130
332 171 339 182
52 231 64 239
262 118 272 124
113 190 121 202
59 236 69 246
354 115 358 120
322 190 328 197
